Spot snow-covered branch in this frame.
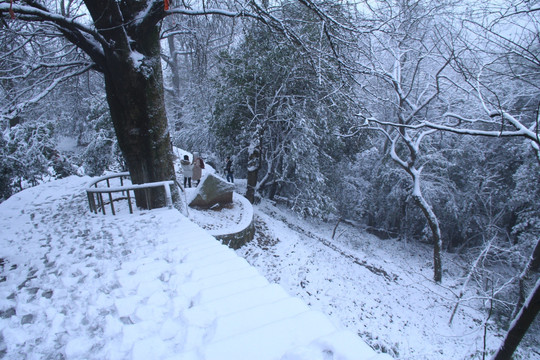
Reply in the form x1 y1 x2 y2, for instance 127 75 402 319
425 114 537 140
166 7 255 19
1 64 93 122
0 3 108 50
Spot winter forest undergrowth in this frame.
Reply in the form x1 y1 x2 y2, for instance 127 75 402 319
239 188 540 359
1 0 540 359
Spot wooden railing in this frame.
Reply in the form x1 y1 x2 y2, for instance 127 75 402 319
86 172 174 215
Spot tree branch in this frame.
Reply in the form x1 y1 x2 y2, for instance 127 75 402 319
1 2 107 69
1 64 93 121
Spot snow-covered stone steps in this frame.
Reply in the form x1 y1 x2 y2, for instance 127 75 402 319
0 176 392 360
162 216 392 359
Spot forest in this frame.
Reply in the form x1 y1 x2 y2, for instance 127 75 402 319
1 0 539 357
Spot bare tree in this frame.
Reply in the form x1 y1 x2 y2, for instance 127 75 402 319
161 4 237 134
0 21 93 127
342 0 456 282
418 0 540 158
408 0 540 352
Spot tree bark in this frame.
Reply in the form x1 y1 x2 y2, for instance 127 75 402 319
246 126 263 204
412 192 443 283
390 136 443 283
512 239 540 318
246 145 260 204
102 33 175 209
492 277 540 360
83 0 177 209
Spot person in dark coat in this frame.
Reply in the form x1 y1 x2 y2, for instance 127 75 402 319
225 156 234 183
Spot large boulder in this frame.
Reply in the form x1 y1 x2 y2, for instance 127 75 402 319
188 174 234 209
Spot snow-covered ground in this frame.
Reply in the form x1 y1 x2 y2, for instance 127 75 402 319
234 191 539 360
0 176 390 360
1 172 537 359
179 174 538 360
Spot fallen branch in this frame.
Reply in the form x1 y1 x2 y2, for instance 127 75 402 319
449 239 493 325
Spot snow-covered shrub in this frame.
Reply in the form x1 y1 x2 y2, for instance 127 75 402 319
511 160 540 251
0 119 62 200
0 135 14 201
331 147 378 222
78 99 123 176
169 82 214 155
350 148 415 239
82 137 117 176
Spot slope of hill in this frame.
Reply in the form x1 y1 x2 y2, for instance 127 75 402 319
236 196 539 360
0 176 389 360
0 173 537 359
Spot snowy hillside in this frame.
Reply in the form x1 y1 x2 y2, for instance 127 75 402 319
0 176 390 360
0 175 537 359
233 186 539 360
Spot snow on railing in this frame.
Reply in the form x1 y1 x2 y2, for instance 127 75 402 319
86 172 174 215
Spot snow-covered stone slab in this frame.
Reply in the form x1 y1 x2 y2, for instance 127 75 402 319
210 297 311 341
0 176 388 360
282 330 394 360
186 283 291 318
202 310 340 359
182 274 270 304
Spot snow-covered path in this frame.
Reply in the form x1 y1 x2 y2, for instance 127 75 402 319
0 176 389 359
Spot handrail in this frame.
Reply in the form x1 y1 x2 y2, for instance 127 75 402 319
87 172 130 187
85 173 174 215
86 181 174 194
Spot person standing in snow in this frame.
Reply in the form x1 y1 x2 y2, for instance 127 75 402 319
224 156 234 183
192 152 204 186
180 155 193 188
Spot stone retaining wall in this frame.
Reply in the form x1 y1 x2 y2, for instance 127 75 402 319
210 193 255 249
215 219 255 249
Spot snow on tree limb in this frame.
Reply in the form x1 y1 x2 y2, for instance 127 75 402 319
166 7 255 19
491 277 540 360
1 64 93 122
0 3 108 49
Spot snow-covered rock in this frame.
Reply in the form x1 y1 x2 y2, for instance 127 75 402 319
188 173 234 209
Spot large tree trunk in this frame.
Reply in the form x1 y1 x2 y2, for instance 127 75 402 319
512 239 540 319
103 39 175 208
492 278 540 360
84 0 177 209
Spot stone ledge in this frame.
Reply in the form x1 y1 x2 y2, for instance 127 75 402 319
209 192 255 249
